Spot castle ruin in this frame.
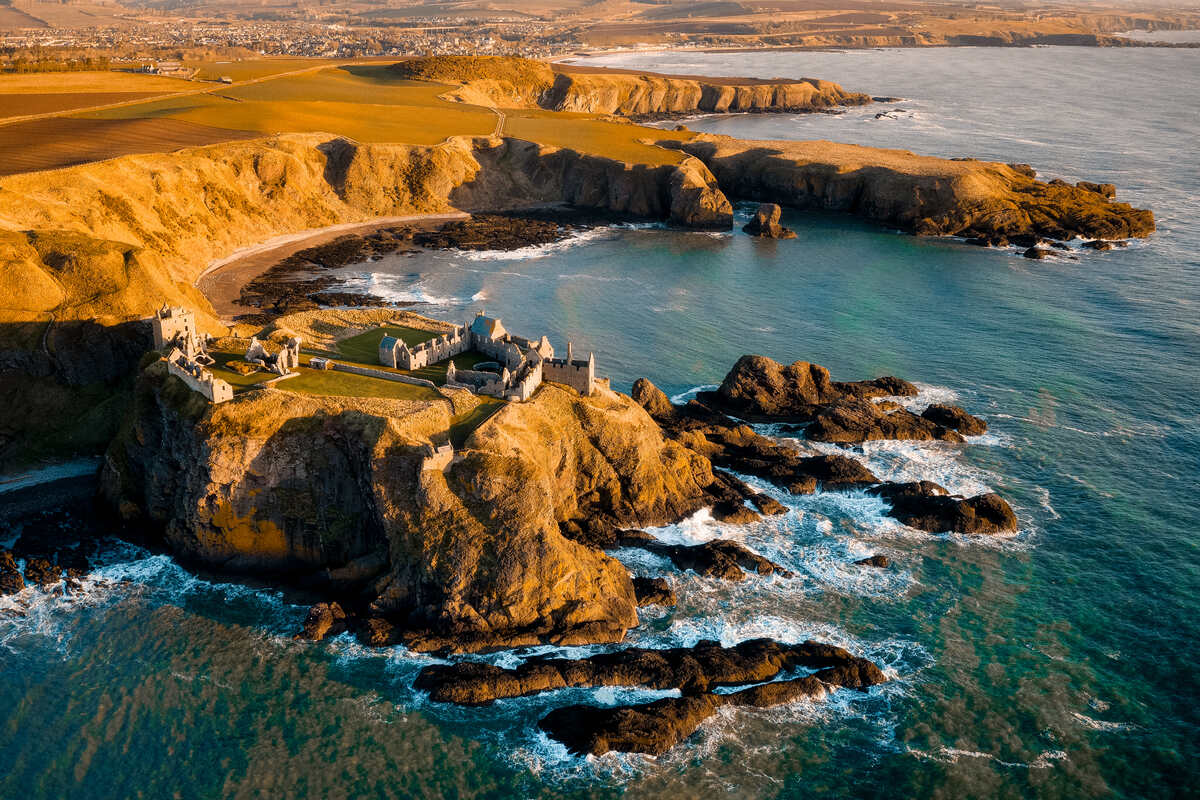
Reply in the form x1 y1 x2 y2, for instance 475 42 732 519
165 347 232 404
151 305 232 403
246 336 302 376
378 312 597 401
152 304 211 364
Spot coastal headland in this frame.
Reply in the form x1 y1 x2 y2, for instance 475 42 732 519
0 56 1154 470
0 52 1159 756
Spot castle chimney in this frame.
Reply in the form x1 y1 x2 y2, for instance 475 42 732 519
567 341 574 363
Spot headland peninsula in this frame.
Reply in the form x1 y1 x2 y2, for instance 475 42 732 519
0 51 1157 757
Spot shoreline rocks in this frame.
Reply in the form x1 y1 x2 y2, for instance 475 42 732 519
632 356 1018 535
413 637 887 755
743 203 796 239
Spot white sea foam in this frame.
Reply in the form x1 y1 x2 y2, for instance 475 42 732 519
909 745 1069 769
669 383 718 404
1071 712 1136 733
335 273 460 305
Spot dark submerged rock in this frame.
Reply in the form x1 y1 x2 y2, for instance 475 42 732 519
921 403 987 436
632 576 676 607
855 554 890 568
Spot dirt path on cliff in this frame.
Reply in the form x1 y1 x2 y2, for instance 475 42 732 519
196 212 469 321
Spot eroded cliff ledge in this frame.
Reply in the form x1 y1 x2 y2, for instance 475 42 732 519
392 56 871 118
101 363 726 653
661 134 1155 241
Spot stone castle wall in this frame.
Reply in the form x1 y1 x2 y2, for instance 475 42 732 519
166 358 232 403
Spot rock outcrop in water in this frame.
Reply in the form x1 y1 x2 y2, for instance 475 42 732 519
743 202 797 239
632 356 1018 535
413 638 887 755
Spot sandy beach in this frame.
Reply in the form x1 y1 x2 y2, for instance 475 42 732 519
196 212 468 320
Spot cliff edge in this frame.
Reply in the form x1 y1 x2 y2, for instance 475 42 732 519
392 56 870 118
663 134 1155 240
101 365 718 652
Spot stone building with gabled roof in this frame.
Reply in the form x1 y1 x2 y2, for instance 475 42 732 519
378 311 596 401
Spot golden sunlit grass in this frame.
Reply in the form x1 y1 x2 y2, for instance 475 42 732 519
0 71 192 94
505 110 688 164
9 59 691 177
188 58 347 82
80 66 497 145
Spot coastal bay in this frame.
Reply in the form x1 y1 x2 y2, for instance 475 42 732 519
0 44 1197 799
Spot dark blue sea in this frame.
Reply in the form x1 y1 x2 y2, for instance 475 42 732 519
3 46 1198 798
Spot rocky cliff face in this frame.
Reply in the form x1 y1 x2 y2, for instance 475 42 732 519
393 56 870 118
664 134 1155 241
0 134 729 466
102 365 718 652
544 71 870 118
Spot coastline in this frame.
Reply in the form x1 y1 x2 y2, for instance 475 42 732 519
196 212 469 321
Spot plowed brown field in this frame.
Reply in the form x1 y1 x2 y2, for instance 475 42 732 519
0 117 255 176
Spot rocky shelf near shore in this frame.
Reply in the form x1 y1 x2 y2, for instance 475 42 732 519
235 214 584 318
88 338 1017 753
414 638 888 756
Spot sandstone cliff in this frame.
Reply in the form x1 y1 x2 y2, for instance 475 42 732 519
393 56 870 118
663 134 1155 241
0 133 729 466
102 364 718 651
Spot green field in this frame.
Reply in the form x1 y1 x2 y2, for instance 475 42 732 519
335 326 494 385
282 367 442 402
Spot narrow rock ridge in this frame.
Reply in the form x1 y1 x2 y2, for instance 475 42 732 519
412 638 887 756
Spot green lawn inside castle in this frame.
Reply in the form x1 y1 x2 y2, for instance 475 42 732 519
150 306 602 449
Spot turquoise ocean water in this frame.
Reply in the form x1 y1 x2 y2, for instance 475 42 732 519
2 47 1197 798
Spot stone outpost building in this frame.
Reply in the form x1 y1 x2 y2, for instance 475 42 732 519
164 347 233 403
151 305 232 403
246 336 302 376
378 312 597 401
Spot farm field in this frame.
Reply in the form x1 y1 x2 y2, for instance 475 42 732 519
0 116 255 177
0 71 198 120
1 59 692 176
80 66 498 145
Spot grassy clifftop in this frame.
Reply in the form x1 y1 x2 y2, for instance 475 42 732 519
392 55 870 118
390 55 555 91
